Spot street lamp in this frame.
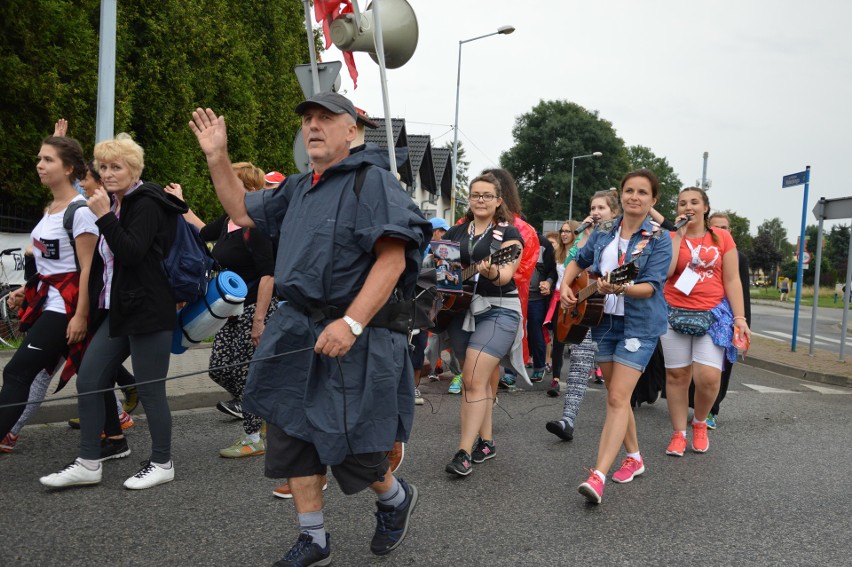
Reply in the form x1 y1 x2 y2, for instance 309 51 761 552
450 25 515 222
568 151 603 221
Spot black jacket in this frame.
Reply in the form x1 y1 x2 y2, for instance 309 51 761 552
90 182 188 336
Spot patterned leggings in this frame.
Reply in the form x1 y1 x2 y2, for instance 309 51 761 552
560 331 596 427
209 301 277 435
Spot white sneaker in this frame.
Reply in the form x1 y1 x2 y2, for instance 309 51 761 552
124 461 175 490
414 387 424 405
40 459 102 488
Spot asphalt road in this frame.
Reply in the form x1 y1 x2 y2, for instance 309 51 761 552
2 363 850 567
751 302 851 354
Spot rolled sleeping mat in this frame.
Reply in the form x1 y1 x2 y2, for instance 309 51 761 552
171 270 248 354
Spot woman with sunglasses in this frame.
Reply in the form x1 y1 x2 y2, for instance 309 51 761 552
561 170 672 504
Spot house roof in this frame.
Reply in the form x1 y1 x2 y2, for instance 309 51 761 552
407 135 437 194
363 118 413 185
432 147 453 198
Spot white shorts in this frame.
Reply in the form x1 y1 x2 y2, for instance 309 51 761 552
659 325 724 370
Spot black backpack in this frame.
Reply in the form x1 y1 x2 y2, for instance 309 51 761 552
62 200 89 270
161 216 216 304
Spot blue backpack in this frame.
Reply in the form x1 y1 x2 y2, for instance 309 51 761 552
162 216 216 304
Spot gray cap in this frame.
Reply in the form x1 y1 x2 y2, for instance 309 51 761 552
294 92 357 120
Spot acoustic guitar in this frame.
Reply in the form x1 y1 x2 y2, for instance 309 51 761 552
434 243 522 330
556 262 638 343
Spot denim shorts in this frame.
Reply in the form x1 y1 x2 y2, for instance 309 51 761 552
447 306 520 361
590 314 658 372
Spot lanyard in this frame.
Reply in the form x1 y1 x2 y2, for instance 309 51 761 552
467 221 493 261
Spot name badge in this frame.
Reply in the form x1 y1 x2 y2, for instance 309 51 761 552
674 266 700 295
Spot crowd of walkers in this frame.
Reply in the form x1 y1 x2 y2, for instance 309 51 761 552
1 92 752 565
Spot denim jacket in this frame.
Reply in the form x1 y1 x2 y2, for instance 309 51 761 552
574 215 672 338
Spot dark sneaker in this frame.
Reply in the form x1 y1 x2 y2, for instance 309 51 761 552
445 450 473 476
98 437 131 462
471 438 496 463
546 420 574 441
546 379 560 397
370 478 418 555
273 533 331 567
530 368 545 383
216 399 243 420
499 374 516 389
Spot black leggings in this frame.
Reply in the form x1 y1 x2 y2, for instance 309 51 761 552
0 312 68 439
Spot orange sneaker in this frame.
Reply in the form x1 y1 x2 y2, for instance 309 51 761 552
388 441 404 473
665 432 687 457
119 411 134 430
273 475 328 499
692 421 709 453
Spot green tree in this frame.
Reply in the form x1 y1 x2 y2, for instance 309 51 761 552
750 232 782 277
625 145 681 221
715 209 752 255
824 224 850 283
445 140 469 220
0 0 309 222
500 100 630 229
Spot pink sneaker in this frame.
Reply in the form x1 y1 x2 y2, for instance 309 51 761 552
611 456 645 483
578 469 604 504
692 421 709 453
666 432 687 457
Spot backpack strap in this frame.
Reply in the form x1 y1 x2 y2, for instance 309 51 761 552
352 164 371 199
62 200 88 271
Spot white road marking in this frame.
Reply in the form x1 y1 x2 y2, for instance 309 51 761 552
741 383 801 394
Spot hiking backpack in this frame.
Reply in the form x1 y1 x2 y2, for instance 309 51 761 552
162 216 216 304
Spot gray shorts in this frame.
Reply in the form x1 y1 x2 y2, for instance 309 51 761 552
448 306 520 361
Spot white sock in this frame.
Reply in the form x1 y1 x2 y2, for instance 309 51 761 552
692 418 706 426
627 451 641 462
676 430 687 439
151 460 172 470
76 457 100 471
594 469 606 483
245 432 261 444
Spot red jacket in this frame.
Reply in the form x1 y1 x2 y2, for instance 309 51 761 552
512 215 539 362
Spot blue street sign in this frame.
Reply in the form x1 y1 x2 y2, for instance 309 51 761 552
782 171 807 188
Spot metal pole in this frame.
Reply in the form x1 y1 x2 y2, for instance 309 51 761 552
791 165 810 352
370 0 397 176
95 0 117 143
302 0 321 95
840 227 852 361
450 39 462 223
701 151 709 190
569 157 577 221
809 200 825 356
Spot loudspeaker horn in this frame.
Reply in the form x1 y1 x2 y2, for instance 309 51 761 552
330 0 418 68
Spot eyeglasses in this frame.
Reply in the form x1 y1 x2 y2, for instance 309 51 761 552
469 193 497 202
559 229 572 233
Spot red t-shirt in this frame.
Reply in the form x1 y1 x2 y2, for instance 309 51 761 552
664 228 736 310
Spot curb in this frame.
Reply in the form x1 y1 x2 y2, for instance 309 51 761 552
739 357 851 389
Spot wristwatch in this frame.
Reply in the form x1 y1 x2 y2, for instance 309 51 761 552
342 315 363 337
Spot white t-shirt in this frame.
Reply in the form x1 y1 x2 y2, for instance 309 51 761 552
30 196 99 313
599 236 629 316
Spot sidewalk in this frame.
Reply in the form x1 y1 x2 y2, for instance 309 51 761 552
1 327 849 427
0 343 226 426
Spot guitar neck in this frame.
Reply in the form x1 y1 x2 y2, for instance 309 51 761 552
576 282 599 304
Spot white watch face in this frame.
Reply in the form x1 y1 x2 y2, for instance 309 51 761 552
344 316 363 336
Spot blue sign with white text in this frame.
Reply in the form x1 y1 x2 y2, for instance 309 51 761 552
782 171 807 188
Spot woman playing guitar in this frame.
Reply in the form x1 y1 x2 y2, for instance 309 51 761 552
560 169 672 504
545 190 620 441
442 173 525 477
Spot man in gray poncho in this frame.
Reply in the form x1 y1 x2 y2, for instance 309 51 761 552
190 92 430 566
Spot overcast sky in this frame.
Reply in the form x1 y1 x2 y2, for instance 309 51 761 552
320 0 851 242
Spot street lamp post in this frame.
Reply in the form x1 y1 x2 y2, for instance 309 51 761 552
450 25 515 222
568 151 603 221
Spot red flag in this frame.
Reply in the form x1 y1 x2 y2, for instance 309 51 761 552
314 0 359 88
